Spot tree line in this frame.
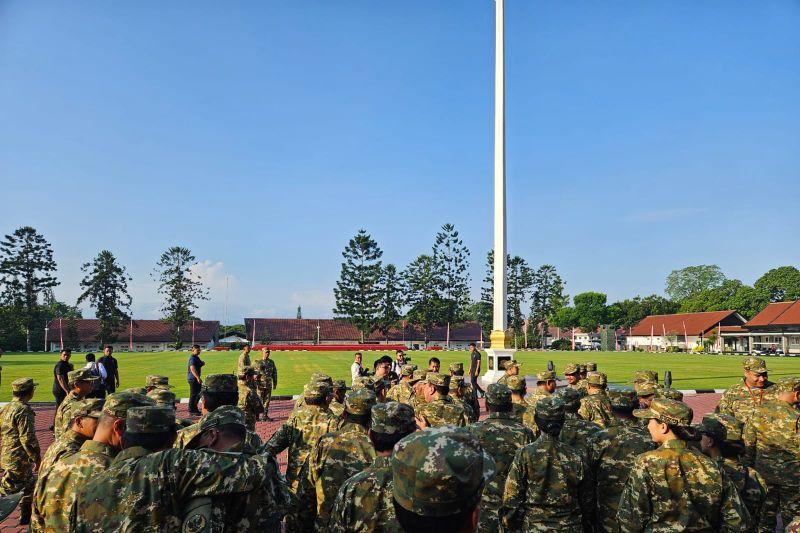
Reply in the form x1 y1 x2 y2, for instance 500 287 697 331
0 226 210 351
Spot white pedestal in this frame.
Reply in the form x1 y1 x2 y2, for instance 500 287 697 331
481 347 517 386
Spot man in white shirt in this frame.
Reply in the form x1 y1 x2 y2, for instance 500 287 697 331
390 349 407 376
351 352 364 384
83 352 107 398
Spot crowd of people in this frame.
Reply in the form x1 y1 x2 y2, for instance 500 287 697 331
0 344 797 532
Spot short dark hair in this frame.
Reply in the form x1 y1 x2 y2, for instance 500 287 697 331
393 499 476 533
534 415 564 437
104 344 113 350
201 391 238 411
192 344 201 349
666 424 699 442
122 430 177 451
369 429 414 452
434 385 449 396
86 353 95 362
61 349 72 355
469 342 476 347
611 404 635 416
344 412 370 427
428 357 440 365
216 422 247 441
12 390 31 399
305 396 326 406
486 402 512 413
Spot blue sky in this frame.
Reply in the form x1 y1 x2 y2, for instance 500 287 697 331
1 1 798 322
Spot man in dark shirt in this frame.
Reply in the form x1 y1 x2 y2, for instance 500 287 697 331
468 342 484 397
98 345 120 394
53 349 74 407
187 344 205 416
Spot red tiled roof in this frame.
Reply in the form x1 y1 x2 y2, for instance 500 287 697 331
719 325 747 333
746 300 800 327
48 319 219 343
629 310 743 336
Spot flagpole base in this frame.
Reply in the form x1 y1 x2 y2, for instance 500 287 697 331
482 330 516 386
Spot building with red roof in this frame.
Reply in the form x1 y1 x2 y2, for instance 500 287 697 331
626 310 747 352
47 319 219 352
739 300 800 354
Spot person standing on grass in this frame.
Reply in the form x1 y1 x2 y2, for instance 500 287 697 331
236 344 252 378
254 348 278 421
98 345 120 394
468 342 484 398
83 353 107 399
53 349 74 408
187 345 205 416
351 352 365 384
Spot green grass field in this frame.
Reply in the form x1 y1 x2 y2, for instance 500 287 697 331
1 349 799 402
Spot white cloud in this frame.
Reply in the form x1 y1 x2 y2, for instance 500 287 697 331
189 260 233 290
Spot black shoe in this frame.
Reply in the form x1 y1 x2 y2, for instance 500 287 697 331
19 503 31 525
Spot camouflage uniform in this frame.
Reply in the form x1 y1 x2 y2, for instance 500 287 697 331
618 398 749 532
328 402 416 533
559 399 602 465
717 357 775 425
415 373 469 427
506 375 538 435
236 349 251 377
564 363 587 398
254 355 278 415
144 374 172 391
449 375 478 422
525 370 555 409
468 384 536 532
449 362 481 418
39 399 103 472
787 516 800 533
496 359 521 387
293 372 332 410
237 379 264 430
146 389 193 428
386 365 417 405
578 372 616 427
501 397 592 531
743 378 800 532
71 406 280 532
308 389 377 529
0 378 41 521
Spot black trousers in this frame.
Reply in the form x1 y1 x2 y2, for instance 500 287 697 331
188 379 202 413
53 389 67 408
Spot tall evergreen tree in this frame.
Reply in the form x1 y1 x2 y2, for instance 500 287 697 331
507 256 533 347
403 254 444 345
296 306 302 319
530 264 568 348
152 246 209 348
0 226 59 351
77 250 132 345
333 229 383 342
376 264 404 342
432 223 471 331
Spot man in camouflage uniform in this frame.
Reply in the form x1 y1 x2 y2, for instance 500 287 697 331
415 373 469 428
308 388 378 529
563 363 586 397
410 369 429 412
0 378 41 525
386 364 417 405
618 398 749 531
586 361 598 372
450 375 478 422
450 361 481 422
237 366 264 430
717 356 775 425
329 379 347 417
392 426 496 532
578 371 616 427
236 344 251 377
146 389 193 428
143 374 172 392
496 359 521 386
71 405 282 531
53 369 99 440
501 396 593 531
329 401 416 532
632 370 659 394
525 370 556 407
33 391 155 531
469 384 535 532
293 372 332 410
39 398 103 472
557 387 601 463
743 376 800 532
587 389 655 532
697 413 767 531
506 375 536 432
254 347 278 420
636 381 658 408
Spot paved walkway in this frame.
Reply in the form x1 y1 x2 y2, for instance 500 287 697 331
0 393 722 531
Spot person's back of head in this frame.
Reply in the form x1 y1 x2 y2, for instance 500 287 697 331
484 383 512 414
200 374 239 413
121 406 178 452
86 353 96 362
191 406 247 452
534 396 566 437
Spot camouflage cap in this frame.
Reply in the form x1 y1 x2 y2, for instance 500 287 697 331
401 365 416 377
68 369 99 385
556 387 582 410
563 363 580 375
345 388 377 415
11 377 37 393
660 388 684 401
586 372 607 386
197 405 246 433
485 383 512 406
147 389 177 407
309 372 333 385
501 360 521 370
145 375 172 389
742 356 768 374
411 370 428 383
636 381 658 397
70 398 105 421
633 397 693 426
351 376 372 391
697 413 742 443
392 426 496 517
632 370 658 383
610 389 638 410
448 362 464 373
578 364 587 373
536 370 556 382
449 375 465 391
124 387 149 395
371 377 391 392
426 373 450 388
505 375 526 393
332 379 347 390
202 374 238 394
304 381 332 399
125 406 177 434
103 391 156 418
774 376 800 393
0 492 22 522
585 362 597 371
371 401 416 434
535 396 566 421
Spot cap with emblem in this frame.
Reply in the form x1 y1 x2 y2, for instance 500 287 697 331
586 372 607 386
392 426 496 517
125 406 177 434
68 369 99 385
633 397 693 426
0 492 22 522
201 374 237 394
449 362 464 374
636 381 658 397
309 372 333 385
505 375 526 393
535 396 566 421
147 389 177 407
563 363 579 375
696 413 742 443
742 356 768 374
145 375 172 389
11 378 37 393
411 370 428 383
351 376 372 391
632 370 658 383
197 405 246 433
449 376 465 391
103 391 156 418
401 365 415 377
661 388 684 401
304 381 332 399
345 388 377 415
70 398 105 421
536 370 556 382
775 376 800 393
610 389 638 410
585 362 597 372
371 402 416 434
332 379 347 390
501 360 520 371
556 387 582 410
425 373 450 388
485 383 512 406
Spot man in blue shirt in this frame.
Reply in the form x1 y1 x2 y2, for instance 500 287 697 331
186 345 205 416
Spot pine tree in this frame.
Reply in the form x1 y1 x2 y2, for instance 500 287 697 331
77 250 132 345
0 226 59 351
530 264 568 348
403 255 445 346
507 256 533 348
296 306 302 319
333 229 383 342
376 264 404 342
152 247 209 348
432 223 471 341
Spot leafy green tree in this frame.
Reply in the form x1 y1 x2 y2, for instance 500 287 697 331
64 315 80 349
432 223 471 328
754 266 800 303
403 255 444 345
572 291 609 333
507 256 533 347
0 227 60 351
153 246 209 348
665 265 726 301
376 264 404 342
679 279 767 319
465 300 492 342
77 250 132 345
607 294 679 329
333 229 383 342
530 265 568 348
550 306 578 329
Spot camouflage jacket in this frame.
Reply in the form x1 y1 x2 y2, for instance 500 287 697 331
32 439 117 532
263 403 339 492
386 381 414 405
524 389 550 409
0 398 40 468
469 411 536 532
39 428 86 472
717 380 775 425
578 392 616 427
742 400 800 486
453 396 478 423
463 383 481 419
53 391 83 441
328 455 401 533
496 373 513 386
559 413 602 463
587 420 655 532
308 422 376 528
511 401 540 437
416 396 469 428
254 358 277 388
174 415 263 450
617 439 749 532
329 399 345 418
237 382 264 430
71 446 276 532
236 351 251 376
568 382 588 398
716 457 767 531
786 516 800 533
